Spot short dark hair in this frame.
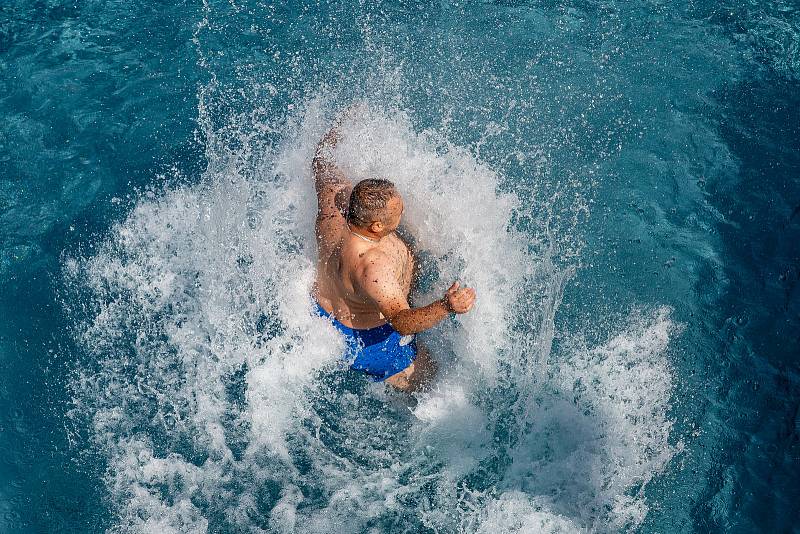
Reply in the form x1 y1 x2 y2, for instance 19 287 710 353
346 179 398 227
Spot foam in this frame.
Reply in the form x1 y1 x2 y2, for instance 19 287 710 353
65 97 680 532
499 306 681 531
476 491 583 534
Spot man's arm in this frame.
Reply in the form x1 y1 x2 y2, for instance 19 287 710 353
358 254 476 336
312 123 352 219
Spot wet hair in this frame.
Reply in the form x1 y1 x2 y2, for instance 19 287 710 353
346 178 398 227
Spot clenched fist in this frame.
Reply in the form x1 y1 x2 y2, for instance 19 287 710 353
443 281 476 314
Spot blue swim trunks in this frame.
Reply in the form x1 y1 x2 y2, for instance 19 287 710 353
315 302 417 381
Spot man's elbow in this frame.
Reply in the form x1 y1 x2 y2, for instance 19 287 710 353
393 324 415 336
387 313 415 336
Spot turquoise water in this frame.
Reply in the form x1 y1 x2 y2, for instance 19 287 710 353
1 0 799 532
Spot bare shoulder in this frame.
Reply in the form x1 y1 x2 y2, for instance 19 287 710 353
353 247 407 307
358 247 392 272
353 247 394 285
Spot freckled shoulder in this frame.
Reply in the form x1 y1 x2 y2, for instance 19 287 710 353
357 247 392 275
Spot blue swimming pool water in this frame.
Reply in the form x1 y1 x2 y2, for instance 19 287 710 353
1 0 798 532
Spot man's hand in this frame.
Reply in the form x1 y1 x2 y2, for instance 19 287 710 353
444 282 476 314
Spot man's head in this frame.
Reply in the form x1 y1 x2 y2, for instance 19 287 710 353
347 178 404 237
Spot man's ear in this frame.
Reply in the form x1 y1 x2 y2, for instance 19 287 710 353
369 221 383 233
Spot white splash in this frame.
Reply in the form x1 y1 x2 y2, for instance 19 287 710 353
66 97 680 533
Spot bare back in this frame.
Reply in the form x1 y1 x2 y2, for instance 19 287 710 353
313 210 413 329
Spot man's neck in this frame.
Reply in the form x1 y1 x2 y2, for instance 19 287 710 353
348 223 382 243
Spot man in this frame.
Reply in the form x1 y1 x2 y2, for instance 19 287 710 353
311 113 476 392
